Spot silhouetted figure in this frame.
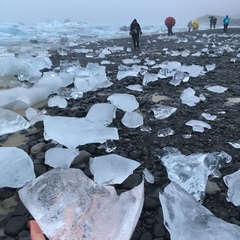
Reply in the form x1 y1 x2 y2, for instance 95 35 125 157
223 15 230 33
129 19 142 49
165 16 176 36
192 19 199 31
209 16 217 29
187 20 192 31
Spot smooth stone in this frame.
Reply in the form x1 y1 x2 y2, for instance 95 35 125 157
4 216 28 236
205 180 221 195
30 143 46 157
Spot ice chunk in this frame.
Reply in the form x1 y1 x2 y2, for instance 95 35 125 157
0 108 30 135
186 120 211 132
90 154 140 185
170 71 189 86
159 182 240 240
57 87 83 100
158 61 181 71
143 168 154 184
223 170 240 206
121 112 143 128
45 148 79 168
206 85 228 93
201 113 217 121
228 141 240 149
180 64 204 77
205 64 216 71
48 96 68 108
98 140 117 153
181 87 200 106
0 147 35 188
126 84 143 92
86 103 116 126
117 64 147 80
44 115 119 149
122 58 141 64
142 72 158 86
25 107 45 125
19 168 144 240
151 105 177 119
107 93 139 112
160 147 231 202
157 127 175 137
157 68 173 78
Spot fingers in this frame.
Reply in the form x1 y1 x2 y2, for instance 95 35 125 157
28 220 46 240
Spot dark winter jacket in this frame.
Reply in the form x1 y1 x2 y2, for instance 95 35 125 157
130 19 141 35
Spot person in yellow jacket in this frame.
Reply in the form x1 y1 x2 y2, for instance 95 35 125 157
192 19 199 30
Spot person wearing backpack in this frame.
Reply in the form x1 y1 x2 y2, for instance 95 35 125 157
129 19 142 49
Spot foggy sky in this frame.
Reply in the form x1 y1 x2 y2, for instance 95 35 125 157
1 0 239 25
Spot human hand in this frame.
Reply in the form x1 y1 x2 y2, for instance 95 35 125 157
29 220 46 240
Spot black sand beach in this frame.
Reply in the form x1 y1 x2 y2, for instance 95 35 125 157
1 28 240 239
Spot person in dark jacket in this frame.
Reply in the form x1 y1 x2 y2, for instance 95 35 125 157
209 16 217 29
129 19 142 49
165 16 176 36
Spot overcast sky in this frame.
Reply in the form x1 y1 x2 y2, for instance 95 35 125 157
0 0 239 25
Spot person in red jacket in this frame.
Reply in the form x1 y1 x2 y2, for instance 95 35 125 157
165 16 176 36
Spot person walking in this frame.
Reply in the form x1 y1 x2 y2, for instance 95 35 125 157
209 16 217 29
192 19 199 31
129 19 142 49
165 16 176 36
223 15 230 33
187 20 192 31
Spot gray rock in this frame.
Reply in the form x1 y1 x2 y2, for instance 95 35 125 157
205 180 221 195
30 143 46 157
71 150 91 166
4 216 28 236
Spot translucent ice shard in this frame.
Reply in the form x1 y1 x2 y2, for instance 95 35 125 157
86 103 116 126
180 64 204 77
151 105 177 119
205 64 216 71
186 120 211 132
25 107 45 125
228 140 240 149
48 96 68 108
142 72 158 86
121 112 143 128
157 68 173 79
143 168 154 184
126 84 143 92
0 147 35 188
44 115 119 149
201 113 217 121
122 58 141 64
0 108 30 135
206 85 228 93
181 87 200 106
45 148 80 168
107 93 139 112
158 61 181 71
157 128 175 137
159 182 240 240
170 71 189 86
223 170 240 206
117 64 147 80
90 154 140 185
160 147 231 202
19 168 144 240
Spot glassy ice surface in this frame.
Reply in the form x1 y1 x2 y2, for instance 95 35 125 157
57 87 83 100
158 61 181 71
205 64 216 71
142 72 158 86
157 68 173 79
228 141 240 149
159 182 240 240
117 64 147 80
121 112 143 128
157 128 175 137
181 87 200 106
74 63 112 93
44 115 119 149
180 64 204 77
98 140 117 153
122 58 141 64
90 154 140 185
206 85 228 93
160 147 232 202
126 84 143 92
170 71 189 86
151 105 177 119
201 113 217 121
0 75 70 110
25 107 45 125
143 168 154 184
0 147 35 188
186 120 211 133
0 107 30 135
19 168 144 240
223 170 240 206
45 148 79 168
107 93 139 112
86 103 116 126
48 96 68 108
140 125 152 132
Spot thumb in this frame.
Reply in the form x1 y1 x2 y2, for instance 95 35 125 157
28 220 46 240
